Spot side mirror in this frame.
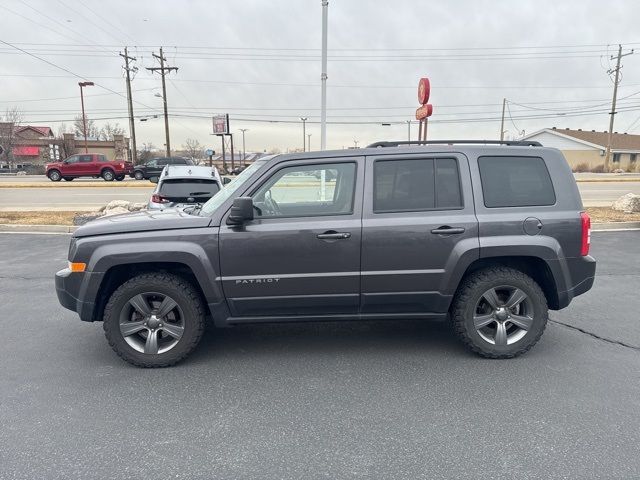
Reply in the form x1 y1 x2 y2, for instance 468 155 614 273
227 197 254 225
222 177 231 185
149 176 159 184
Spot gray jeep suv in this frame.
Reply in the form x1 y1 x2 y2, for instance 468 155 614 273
55 141 596 367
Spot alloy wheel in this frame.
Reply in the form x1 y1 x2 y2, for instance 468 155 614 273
118 292 185 354
473 285 534 346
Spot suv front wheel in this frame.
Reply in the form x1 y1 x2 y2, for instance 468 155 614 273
103 273 206 367
133 170 144 180
451 267 548 359
48 169 61 181
102 169 115 181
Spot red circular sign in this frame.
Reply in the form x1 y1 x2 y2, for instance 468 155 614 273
418 77 430 105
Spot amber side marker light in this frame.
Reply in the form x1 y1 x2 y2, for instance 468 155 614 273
69 262 86 273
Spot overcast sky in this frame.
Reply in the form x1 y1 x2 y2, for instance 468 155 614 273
1 0 640 153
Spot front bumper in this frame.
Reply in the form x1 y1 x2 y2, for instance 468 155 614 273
55 268 104 322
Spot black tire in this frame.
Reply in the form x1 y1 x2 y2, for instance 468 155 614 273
102 169 115 181
134 170 144 180
48 169 61 181
115 175 125 181
63 177 74 181
451 267 548 359
103 272 206 367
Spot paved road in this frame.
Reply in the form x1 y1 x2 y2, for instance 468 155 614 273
1 180 640 210
0 186 153 211
0 231 639 479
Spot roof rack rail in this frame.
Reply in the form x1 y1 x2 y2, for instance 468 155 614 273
367 140 542 148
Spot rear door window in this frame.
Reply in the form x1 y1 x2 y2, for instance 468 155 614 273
373 158 462 212
79 155 92 163
478 156 556 208
159 179 220 200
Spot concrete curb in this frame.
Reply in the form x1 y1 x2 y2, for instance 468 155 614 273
0 224 77 233
2 222 640 235
0 183 152 189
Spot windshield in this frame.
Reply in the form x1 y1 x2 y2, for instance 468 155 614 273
199 158 270 216
159 179 220 199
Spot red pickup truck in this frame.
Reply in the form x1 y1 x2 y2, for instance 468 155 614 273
46 153 133 182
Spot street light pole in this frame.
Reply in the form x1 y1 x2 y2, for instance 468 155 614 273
300 117 308 151
320 0 328 150
78 81 94 153
239 128 248 166
307 133 312 151
406 120 411 141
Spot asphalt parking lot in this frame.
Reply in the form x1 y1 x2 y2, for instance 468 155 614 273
1 231 639 479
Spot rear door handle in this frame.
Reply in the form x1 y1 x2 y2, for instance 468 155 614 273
430 226 466 235
317 231 351 240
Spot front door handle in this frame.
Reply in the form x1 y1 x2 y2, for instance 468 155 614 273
317 231 351 240
431 226 466 235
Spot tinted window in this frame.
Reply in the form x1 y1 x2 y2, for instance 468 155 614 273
374 158 462 212
157 159 169 166
252 162 356 217
79 155 92 163
97 155 108 162
478 156 556 208
159 179 220 199
66 155 79 164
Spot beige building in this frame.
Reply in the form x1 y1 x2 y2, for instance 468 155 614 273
0 123 129 171
523 127 640 171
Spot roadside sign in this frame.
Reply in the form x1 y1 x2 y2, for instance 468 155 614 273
205 149 214 157
212 115 229 135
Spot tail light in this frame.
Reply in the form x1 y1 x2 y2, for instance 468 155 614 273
580 211 591 256
151 194 169 204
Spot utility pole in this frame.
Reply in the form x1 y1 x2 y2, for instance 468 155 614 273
78 81 94 153
239 128 248 166
307 133 312 151
320 0 328 150
120 47 138 164
605 44 634 171
499 98 506 141
146 47 178 157
300 117 308 151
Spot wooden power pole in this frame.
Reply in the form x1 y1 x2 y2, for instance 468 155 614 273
604 44 634 171
120 47 138 164
146 47 178 157
499 98 506 141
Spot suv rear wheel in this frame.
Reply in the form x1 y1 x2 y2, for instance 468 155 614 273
133 170 144 180
102 169 115 181
103 273 206 367
48 169 61 181
451 267 548 359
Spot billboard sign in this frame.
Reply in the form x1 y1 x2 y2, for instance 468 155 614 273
212 115 229 135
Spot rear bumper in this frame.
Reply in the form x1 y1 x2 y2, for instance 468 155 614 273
55 268 103 322
557 255 596 309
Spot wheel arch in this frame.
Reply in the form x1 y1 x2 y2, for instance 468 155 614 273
93 261 209 323
454 256 560 310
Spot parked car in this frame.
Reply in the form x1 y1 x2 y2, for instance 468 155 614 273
46 154 132 182
131 157 195 180
55 140 595 367
147 165 223 210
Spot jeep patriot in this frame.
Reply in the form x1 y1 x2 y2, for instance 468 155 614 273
55 140 596 367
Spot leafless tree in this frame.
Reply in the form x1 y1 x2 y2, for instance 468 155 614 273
73 114 100 140
99 122 126 141
182 138 203 160
137 142 156 164
0 107 23 167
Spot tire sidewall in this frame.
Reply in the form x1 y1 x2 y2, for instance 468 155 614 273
48 170 61 181
104 278 203 366
102 169 114 181
134 171 144 180
459 274 547 356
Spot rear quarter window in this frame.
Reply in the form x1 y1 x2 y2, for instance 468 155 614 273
478 156 556 208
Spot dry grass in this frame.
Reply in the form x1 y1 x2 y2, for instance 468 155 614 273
0 211 80 225
586 207 640 223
